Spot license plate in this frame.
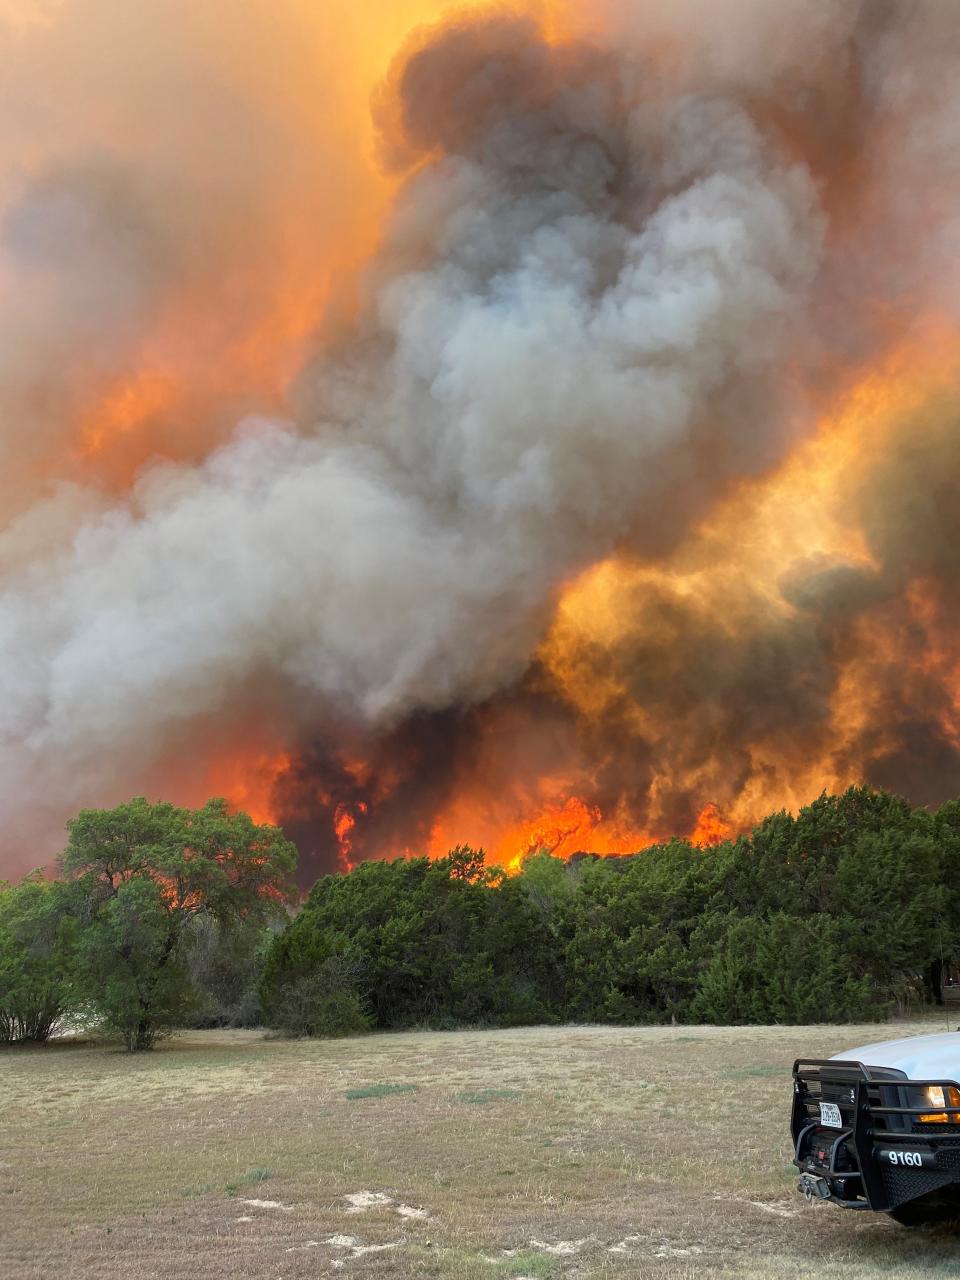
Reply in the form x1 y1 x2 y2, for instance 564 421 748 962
819 1102 843 1128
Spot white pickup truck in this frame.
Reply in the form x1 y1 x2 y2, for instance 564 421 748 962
793 1033 960 1224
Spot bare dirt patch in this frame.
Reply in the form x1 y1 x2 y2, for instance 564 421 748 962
3 1019 960 1277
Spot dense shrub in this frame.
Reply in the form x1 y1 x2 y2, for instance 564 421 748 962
267 957 372 1038
261 846 557 1033
688 913 877 1024
0 875 78 1043
263 787 959 1033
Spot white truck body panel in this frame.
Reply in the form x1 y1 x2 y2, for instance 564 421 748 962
831 1032 960 1078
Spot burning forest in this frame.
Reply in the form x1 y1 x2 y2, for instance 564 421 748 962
2 0 960 885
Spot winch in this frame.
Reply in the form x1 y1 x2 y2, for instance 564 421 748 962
799 1173 832 1201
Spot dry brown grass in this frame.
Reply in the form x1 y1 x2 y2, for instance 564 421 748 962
4 1017 960 1278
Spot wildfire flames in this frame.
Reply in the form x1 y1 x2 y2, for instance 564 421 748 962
3 1 960 885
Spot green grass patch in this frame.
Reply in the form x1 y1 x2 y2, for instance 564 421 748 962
345 1082 418 1100
457 1088 522 1104
489 1253 554 1277
225 1166 272 1194
721 1065 786 1079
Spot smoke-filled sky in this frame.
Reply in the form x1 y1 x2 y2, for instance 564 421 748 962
3 0 960 883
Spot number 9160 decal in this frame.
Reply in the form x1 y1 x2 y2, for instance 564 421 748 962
878 1147 936 1169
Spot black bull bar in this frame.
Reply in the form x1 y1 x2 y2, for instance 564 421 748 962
792 1058 960 1211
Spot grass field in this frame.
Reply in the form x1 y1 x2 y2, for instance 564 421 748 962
5 1018 960 1278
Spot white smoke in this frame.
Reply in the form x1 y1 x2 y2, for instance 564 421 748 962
0 2 956 874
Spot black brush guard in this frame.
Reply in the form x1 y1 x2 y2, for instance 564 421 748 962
792 1058 960 1211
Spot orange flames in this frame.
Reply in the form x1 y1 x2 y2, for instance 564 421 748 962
534 324 960 845
434 794 654 874
690 803 733 849
438 796 733 872
333 802 368 871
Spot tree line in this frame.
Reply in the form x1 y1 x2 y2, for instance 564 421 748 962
2 787 957 1049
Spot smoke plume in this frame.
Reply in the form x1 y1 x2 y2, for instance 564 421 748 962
2 1 960 881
